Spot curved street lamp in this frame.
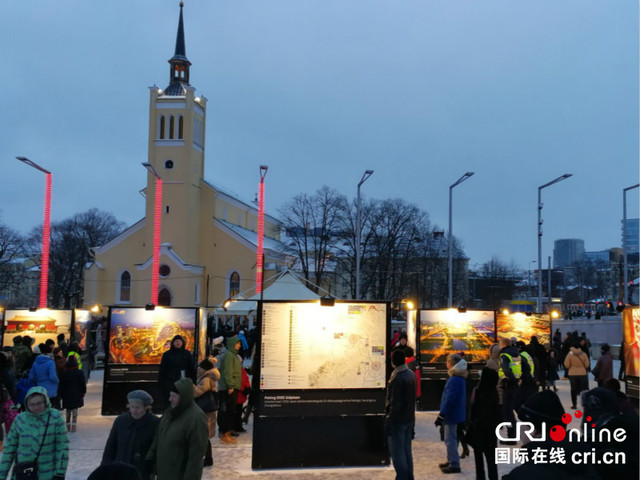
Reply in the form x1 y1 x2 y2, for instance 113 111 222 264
16 156 51 310
356 170 373 299
448 172 474 308
537 174 572 312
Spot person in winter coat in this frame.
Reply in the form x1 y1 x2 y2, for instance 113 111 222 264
467 367 500 480
217 336 242 445
564 342 590 409
194 358 220 467
102 390 159 480
58 356 86 432
158 335 195 409
146 378 208 480
592 344 613 387
435 353 468 474
11 337 33 378
235 363 251 434
545 348 560 391
0 386 69 480
385 349 417 480
29 344 59 408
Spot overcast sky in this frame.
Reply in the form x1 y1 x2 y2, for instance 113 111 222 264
2 1 638 270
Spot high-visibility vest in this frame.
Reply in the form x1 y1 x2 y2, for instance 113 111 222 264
498 353 522 379
68 351 82 370
520 351 534 376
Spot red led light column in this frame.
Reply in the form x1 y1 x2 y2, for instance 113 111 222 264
40 172 52 309
16 157 52 310
151 176 163 304
256 166 268 295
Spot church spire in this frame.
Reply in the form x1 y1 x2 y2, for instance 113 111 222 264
165 1 192 96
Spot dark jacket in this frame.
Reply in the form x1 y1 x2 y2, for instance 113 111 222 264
467 369 500 449
439 359 468 424
146 378 209 480
385 364 416 431
102 411 159 480
158 335 195 396
59 367 86 410
592 352 613 385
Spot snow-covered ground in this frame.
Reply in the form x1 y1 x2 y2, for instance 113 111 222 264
4 360 626 479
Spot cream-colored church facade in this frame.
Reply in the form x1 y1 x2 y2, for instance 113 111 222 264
83 4 292 309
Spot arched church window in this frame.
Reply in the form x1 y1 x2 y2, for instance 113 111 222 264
229 271 240 297
169 116 175 139
178 116 184 139
158 287 172 307
159 116 165 139
119 271 131 302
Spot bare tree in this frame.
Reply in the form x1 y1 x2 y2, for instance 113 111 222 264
278 186 348 293
25 208 125 308
0 222 25 292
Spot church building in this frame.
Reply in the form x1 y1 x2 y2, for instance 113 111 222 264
83 3 292 309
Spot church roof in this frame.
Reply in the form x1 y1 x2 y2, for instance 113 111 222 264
215 219 293 259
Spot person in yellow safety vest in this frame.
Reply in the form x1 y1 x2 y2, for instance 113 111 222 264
68 348 82 371
497 337 531 444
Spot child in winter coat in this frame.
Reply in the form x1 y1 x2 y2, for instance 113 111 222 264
0 386 19 452
59 356 86 432
235 366 252 434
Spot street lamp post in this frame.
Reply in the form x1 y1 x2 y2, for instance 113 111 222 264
528 260 536 299
142 162 162 306
623 183 639 304
16 157 52 310
355 170 373 300
448 172 474 308
537 174 572 313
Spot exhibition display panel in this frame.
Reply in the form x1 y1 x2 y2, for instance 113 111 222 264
418 309 495 410
252 300 390 469
101 306 203 415
2 308 72 348
496 312 551 347
622 306 639 402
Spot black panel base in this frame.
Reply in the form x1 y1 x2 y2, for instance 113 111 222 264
418 379 446 411
102 382 165 415
252 415 389 469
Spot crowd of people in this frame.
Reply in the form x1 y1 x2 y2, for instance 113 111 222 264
388 328 638 480
0 334 89 480
0 319 636 479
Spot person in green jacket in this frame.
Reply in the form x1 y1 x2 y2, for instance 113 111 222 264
0 386 69 480
217 336 242 445
146 378 208 480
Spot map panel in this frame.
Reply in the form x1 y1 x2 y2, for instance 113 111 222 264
260 302 386 390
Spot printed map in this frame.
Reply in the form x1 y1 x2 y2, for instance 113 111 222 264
260 302 387 390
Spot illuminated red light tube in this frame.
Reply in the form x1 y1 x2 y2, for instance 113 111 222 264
151 177 163 304
256 167 268 294
39 173 52 309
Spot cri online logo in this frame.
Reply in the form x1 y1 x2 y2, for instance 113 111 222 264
495 410 627 443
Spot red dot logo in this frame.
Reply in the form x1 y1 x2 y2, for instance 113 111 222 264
586 416 592 422
561 413 572 424
549 425 566 442
575 410 583 418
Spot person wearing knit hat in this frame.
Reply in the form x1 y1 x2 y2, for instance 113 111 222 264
518 389 565 437
194 357 220 466
102 390 159 480
127 390 154 408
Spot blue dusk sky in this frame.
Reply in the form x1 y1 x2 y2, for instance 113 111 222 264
1 1 638 269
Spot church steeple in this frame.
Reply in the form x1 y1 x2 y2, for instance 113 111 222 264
165 1 191 96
